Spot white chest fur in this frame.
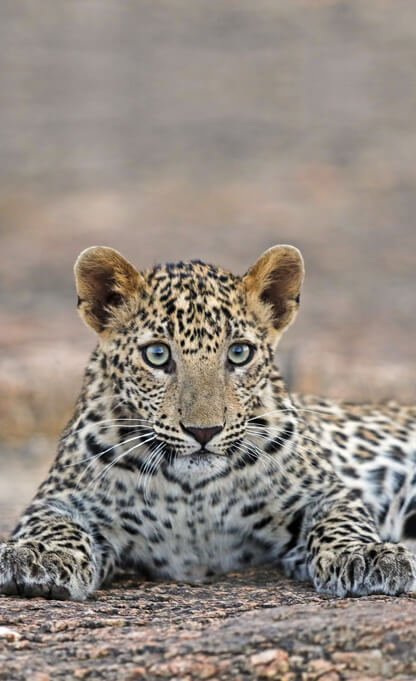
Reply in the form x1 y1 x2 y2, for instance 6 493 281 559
111 455 285 581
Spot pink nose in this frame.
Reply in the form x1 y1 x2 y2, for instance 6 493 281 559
180 424 223 445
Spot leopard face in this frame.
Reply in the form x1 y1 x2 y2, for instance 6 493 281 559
75 245 304 460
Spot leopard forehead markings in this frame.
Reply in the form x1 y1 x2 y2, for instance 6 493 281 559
2 244 416 600
135 262 256 352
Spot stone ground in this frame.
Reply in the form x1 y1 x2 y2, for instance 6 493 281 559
1 447 414 680
1 1 416 678
1 568 416 681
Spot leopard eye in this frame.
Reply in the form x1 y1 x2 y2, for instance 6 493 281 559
227 343 255 366
142 343 171 368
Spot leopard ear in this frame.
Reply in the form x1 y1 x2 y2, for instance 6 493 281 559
243 245 304 333
74 246 143 333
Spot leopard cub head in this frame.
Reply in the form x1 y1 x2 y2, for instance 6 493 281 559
74 244 304 458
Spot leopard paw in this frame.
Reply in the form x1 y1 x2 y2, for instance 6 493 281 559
310 542 416 597
0 541 97 600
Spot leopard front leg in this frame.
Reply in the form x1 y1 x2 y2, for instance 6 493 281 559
306 489 416 597
0 501 112 600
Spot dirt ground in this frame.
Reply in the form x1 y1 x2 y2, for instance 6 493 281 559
1 1 416 679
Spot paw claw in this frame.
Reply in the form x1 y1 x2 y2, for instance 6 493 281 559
311 542 416 597
0 541 91 600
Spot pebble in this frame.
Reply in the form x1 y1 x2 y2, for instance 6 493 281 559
0 626 21 642
250 648 290 676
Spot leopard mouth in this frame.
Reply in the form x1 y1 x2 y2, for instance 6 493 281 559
149 431 244 461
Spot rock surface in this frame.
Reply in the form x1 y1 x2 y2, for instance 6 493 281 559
1 567 416 680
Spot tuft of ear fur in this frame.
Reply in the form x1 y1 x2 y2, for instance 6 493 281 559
74 246 143 333
243 245 304 333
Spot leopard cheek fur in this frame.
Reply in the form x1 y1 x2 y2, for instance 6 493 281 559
1 244 415 600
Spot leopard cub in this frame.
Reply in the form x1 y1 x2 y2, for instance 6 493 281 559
1 244 415 599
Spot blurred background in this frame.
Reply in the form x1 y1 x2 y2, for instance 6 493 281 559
1 0 416 532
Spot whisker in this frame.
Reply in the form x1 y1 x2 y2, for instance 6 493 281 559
141 445 165 503
246 429 316 461
62 430 153 472
243 432 312 472
232 441 289 492
248 405 336 422
137 443 163 502
247 408 295 422
235 440 307 493
87 435 157 491
246 425 322 450
65 418 152 438
72 432 153 488
239 439 287 472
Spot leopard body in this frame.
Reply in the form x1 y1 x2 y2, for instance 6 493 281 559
1 246 415 599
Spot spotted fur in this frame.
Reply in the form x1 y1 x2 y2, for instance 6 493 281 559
1 245 415 600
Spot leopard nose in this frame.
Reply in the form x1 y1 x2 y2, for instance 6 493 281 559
180 423 224 445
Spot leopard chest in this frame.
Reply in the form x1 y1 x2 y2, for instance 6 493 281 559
110 458 291 581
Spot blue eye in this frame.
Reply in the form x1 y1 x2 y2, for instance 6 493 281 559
227 343 255 366
143 343 171 367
